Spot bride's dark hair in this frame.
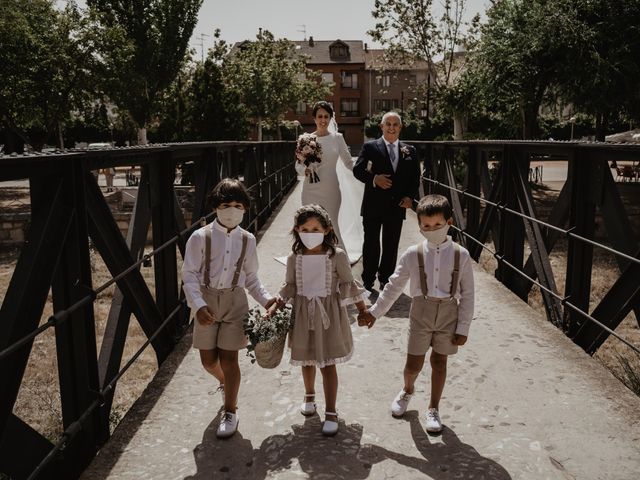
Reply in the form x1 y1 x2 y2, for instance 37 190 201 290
291 204 338 256
312 101 334 119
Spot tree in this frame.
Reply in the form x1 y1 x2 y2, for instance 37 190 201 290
558 0 640 140
466 0 588 139
368 0 479 137
0 0 98 151
184 32 250 141
224 29 331 141
88 0 203 144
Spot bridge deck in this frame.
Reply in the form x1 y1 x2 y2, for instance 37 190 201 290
82 181 640 480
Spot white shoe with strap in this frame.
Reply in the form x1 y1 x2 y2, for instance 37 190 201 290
300 393 317 416
322 412 339 436
391 389 413 417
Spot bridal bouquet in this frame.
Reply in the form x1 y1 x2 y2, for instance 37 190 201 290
295 133 322 183
244 304 293 368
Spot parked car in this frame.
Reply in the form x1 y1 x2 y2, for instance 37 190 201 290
87 142 112 150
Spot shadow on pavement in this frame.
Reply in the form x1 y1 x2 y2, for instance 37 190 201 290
186 410 511 479
392 411 513 479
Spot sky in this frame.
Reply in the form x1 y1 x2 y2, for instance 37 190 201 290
60 0 491 55
191 0 490 54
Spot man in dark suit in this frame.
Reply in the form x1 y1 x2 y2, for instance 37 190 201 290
353 112 420 290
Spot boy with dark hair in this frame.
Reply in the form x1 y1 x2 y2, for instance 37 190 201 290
358 194 475 433
182 178 276 438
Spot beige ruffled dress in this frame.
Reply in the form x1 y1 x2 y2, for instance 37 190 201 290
279 248 367 368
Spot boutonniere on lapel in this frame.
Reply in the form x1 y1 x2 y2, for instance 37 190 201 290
400 145 411 159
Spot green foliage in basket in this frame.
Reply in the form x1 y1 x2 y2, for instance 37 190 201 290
244 304 293 363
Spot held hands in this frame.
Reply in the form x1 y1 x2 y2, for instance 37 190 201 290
374 174 392 189
357 309 376 329
264 297 286 318
452 334 468 346
196 306 215 325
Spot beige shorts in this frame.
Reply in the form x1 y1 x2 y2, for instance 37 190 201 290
192 287 249 351
407 296 459 356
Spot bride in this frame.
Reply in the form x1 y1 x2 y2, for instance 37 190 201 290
295 101 363 263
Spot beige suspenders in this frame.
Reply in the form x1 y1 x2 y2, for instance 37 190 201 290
416 242 460 297
202 226 248 289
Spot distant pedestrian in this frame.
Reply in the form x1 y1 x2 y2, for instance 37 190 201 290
267 204 368 436
358 194 475 434
102 167 115 192
181 178 277 439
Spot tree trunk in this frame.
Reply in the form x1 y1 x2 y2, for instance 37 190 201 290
521 106 539 140
453 112 467 140
595 112 608 142
137 127 148 145
257 116 262 142
57 121 64 150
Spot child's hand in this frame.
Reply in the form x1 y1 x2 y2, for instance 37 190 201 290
196 306 215 325
452 334 468 346
357 310 376 329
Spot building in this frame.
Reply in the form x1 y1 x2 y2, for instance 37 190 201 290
286 39 433 147
285 38 366 148
363 49 433 124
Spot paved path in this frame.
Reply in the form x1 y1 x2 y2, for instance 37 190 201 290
82 181 640 480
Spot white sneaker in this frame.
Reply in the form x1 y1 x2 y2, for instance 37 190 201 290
391 389 413 417
300 394 317 416
216 411 239 438
322 412 339 436
425 408 443 433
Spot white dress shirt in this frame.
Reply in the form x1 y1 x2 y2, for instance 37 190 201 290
369 237 475 336
181 219 272 312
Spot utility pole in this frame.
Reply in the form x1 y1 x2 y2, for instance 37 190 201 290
196 33 210 63
297 24 307 41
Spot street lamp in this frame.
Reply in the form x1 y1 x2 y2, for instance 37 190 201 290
570 116 576 140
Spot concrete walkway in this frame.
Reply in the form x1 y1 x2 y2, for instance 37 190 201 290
82 181 640 480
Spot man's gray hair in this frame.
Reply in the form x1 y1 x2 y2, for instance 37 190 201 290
380 111 403 126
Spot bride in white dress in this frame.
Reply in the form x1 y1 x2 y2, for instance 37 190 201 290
295 101 364 263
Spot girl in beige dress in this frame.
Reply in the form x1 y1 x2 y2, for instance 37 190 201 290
269 204 367 436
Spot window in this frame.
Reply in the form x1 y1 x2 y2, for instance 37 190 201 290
373 99 400 112
375 75 391 87
295 101 307 115
341 71 358 89
329 44 349 60
321 72 334 84
341 98 359 117
408 74 417 85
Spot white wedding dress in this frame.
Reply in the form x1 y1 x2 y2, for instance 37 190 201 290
294 132 364 263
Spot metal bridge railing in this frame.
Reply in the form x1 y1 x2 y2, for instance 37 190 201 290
0 141 297 479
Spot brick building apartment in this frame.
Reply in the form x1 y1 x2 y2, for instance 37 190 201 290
232 37 433 149
285 37 433 149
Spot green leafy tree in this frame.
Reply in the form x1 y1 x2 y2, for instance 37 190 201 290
469 0 579 139
558 0 640 140
88 0 203 144
152 32 250 142
224 29 331 141
368 0 479 136
0 0 98 151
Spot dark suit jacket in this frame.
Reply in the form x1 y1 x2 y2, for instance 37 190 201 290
353 138 420 219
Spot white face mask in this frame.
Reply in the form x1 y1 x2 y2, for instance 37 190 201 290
216 207 245 229
420 224 449 245
299 232 325 250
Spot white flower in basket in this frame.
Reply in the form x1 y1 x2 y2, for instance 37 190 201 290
244 305 293 369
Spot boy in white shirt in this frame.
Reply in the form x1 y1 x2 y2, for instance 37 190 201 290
182 178 276 438
358 194 474 433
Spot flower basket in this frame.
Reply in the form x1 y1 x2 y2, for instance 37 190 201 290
254 333 287 369
244 305 293 369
